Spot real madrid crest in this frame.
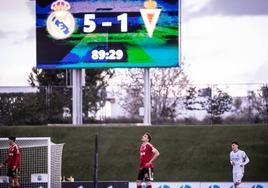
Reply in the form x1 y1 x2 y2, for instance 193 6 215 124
47 0 75 40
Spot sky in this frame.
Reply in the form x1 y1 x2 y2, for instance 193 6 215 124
0 0 268 86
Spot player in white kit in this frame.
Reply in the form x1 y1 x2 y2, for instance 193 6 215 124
230 141 250 188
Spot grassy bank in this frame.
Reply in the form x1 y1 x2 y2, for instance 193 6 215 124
0 125 268 181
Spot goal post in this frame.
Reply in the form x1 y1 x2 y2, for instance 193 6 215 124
0 137 64 188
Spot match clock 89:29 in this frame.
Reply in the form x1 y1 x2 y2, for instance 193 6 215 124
91 49 127 61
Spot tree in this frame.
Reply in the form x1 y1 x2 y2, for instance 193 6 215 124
245 85 268 123
203 88 233 123
28 68 68 86
118 63 190 122
83 69 114 118
151 67 190 121
261 85 268 123
184 87 205 111
0 92 46 125
28 68 114 123
232 97 243 115
0 93 25 125
118 69 144 119
28 68 72 123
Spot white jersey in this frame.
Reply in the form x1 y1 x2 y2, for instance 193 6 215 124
230 149 250 172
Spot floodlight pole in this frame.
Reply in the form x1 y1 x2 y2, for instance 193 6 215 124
72 69 83 125
144 68 151 125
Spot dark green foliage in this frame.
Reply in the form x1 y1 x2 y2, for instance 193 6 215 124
27 68 114 123
0 93 46 125
203 89 233 123
0 68 114 125
246 86 268 123
184 87 204 111
83 69 114 117
120 66 190 121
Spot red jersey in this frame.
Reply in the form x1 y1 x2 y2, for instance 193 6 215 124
4 143 20 169
139 142 156 169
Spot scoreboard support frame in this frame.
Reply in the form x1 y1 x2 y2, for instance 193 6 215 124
71 68 152 125
72 69 83 125
144 68 151 125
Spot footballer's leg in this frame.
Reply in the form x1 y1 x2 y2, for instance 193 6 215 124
235 182 242 188
14 177 19 188
145 181 151 188
137 180 142 188
137 169 144 188
8 168 20 188
145 181 152 188
235 172 243 188
233 172 240 188
234 177 242 188
14 168 20 188
9 177 14 188
145 168 153 188
7 167 13 188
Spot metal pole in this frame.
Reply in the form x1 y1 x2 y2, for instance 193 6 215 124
47 138 51 188
144 68 151 125
72 69 83 125
93 134 98 188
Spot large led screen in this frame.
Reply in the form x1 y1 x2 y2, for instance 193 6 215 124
36 0 180 68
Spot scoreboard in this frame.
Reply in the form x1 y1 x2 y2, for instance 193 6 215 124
36 0 180 68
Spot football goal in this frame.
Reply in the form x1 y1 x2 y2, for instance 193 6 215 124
0 137 64 188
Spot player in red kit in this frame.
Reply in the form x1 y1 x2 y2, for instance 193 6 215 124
137 132 160 188
0 137 21 188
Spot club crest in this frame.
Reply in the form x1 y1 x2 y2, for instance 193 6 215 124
46 0 75 40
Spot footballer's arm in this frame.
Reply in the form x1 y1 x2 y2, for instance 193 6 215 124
146 148 160 167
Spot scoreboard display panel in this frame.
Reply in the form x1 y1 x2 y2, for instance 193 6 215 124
36 0 180 68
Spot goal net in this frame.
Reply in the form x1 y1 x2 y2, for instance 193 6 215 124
0 137 64 188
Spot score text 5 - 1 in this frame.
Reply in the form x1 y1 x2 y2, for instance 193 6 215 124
83 13 128 33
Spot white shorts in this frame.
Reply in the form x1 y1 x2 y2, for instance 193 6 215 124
233 171 243 184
